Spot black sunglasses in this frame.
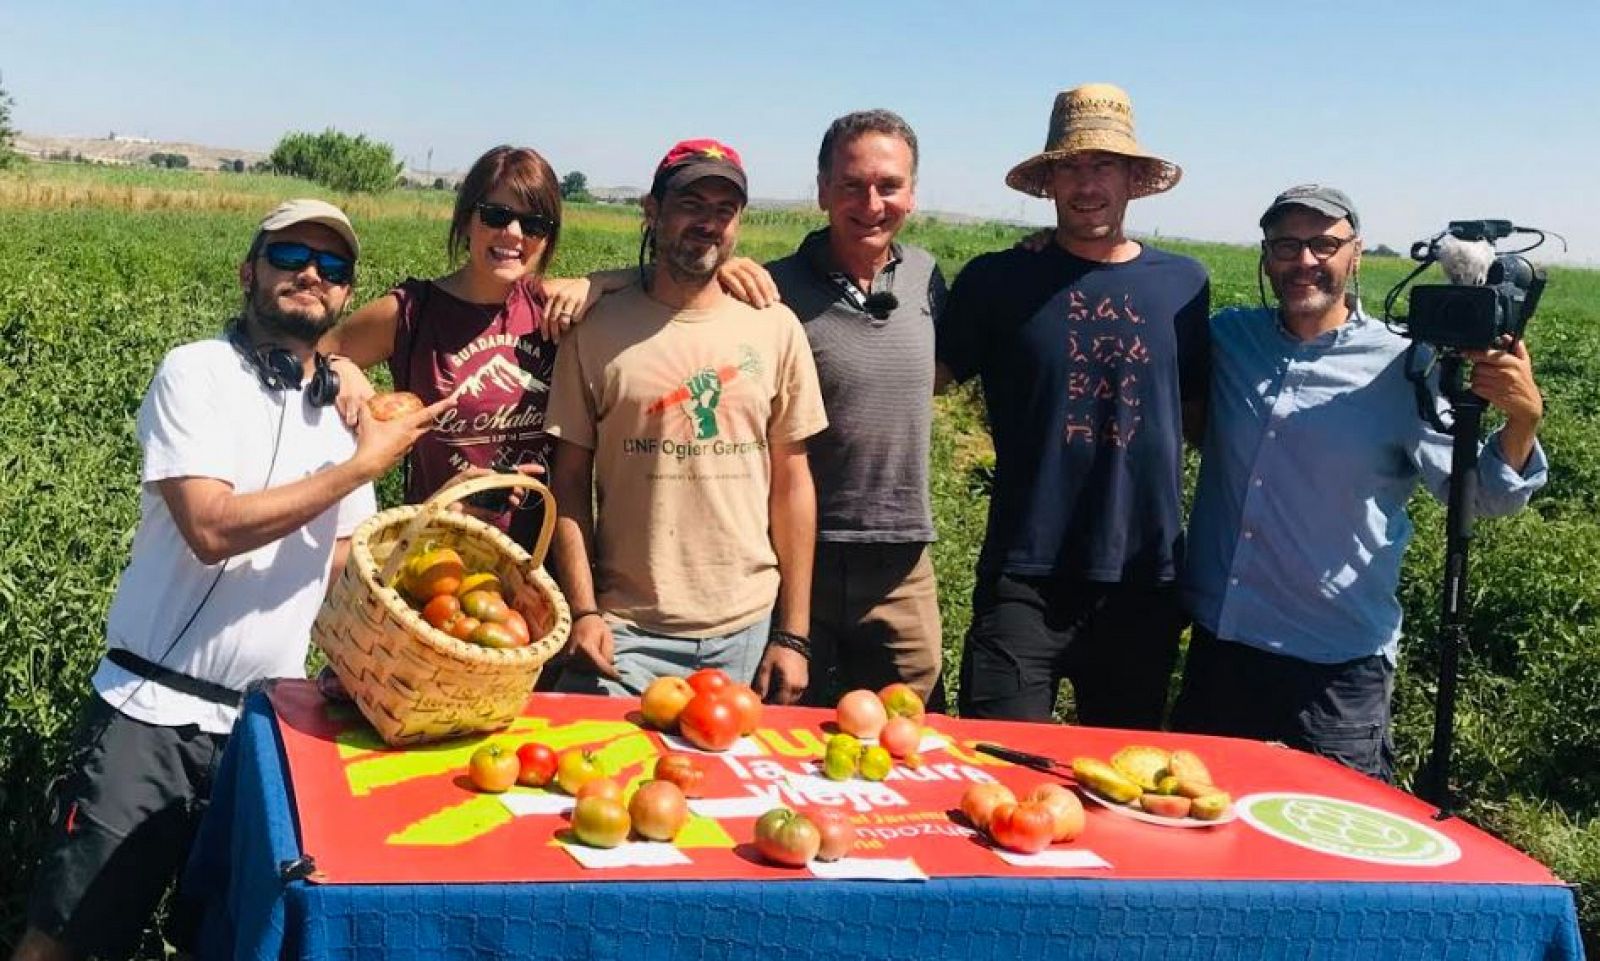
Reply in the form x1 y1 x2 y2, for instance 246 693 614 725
474 202 556 238
261 241 355 285
1262 234 1359 263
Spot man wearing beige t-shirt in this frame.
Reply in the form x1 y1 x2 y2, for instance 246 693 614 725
546 139 827 704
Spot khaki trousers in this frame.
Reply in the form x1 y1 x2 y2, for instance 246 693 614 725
807 541 945 711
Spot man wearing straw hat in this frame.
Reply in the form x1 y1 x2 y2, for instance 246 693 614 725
546 139 827 705
14 200 447 961
936 83 1210 727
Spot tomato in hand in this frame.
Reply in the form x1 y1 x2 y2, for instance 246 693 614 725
988 800 1056 854
678 692 741 752
516 742 558 787
367 391 425 422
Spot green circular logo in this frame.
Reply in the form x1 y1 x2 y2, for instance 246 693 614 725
1237 793 1461 866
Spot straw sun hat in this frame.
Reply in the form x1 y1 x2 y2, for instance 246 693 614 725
1005 83 1182 199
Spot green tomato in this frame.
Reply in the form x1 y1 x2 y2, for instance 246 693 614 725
822 749 858 781
859 746 893 781
826 733 862 760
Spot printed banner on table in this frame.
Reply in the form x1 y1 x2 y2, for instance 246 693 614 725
267 681 1558 886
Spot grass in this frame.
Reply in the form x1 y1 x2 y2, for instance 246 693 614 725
2 161 1598 957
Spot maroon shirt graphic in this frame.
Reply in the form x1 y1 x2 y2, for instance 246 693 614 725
388 278 556 549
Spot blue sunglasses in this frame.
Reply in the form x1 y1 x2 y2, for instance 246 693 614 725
262 241 355 285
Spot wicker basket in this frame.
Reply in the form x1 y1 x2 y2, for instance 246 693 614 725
312 473 571 746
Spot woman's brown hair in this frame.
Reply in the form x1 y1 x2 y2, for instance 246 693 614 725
449 145 563 276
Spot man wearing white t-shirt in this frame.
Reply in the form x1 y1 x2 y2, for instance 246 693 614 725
14 200 448 961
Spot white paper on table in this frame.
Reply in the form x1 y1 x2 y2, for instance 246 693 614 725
498 791 574 816
687 796 774 818
563 841 694 869
994 848 1112 870
808 857 928 881
658 731 765 756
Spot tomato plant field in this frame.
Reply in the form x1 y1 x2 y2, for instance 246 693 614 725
2 165 1598 954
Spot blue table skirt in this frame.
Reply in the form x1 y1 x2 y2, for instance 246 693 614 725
188 692 1584 961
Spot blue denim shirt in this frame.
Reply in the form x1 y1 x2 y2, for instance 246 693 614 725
1182 304 1547 664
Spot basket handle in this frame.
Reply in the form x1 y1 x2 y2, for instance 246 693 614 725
377 473 559 585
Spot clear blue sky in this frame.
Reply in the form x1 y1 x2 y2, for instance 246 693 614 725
4 1 1597 263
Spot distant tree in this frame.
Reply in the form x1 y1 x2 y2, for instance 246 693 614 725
0 76 21 169
268 128 402 193
560 170 591 201
432 176 448 190
233 159 245 174
218 158 234 172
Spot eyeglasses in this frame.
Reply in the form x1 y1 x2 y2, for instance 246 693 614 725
474 202 556 238
261 242 354 285
1262 234 1359 262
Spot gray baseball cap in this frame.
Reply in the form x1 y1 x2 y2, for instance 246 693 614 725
254 198 360 260
1259 184 1360 233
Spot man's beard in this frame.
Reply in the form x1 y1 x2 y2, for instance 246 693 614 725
657 232 729 285
246 278 340 344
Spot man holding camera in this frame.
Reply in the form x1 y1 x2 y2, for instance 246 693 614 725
14 200 444 961
1173 185 1547 780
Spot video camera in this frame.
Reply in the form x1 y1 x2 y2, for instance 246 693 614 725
1384 220 1550 351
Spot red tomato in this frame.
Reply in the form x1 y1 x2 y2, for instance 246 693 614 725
555 749 606 795
835 689 888 739
686 667 733 698
678 693 741 752
723 684 763 735
501 609 531 646
421 593 462 630
640 676 695 731
467 743 519 794
809 807 857 862
515 743 557 787
653 752 708 797
571 796 631 848
628 780 689 842
959 782 1017 831
469 621 520 649
878 716 920 758
753 807 821 866
447 615 481 641
367 391 424 422
989 800 1056 854
1028 783 1086 842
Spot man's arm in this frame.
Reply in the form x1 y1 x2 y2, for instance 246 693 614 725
753 439 814 704
549 440 619 679
325 537 353 599
158 399 450 565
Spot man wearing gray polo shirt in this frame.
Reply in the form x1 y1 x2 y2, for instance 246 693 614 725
1175 185 1547 780
764 110 947 709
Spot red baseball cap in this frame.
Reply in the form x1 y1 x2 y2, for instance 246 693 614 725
650 138 748 202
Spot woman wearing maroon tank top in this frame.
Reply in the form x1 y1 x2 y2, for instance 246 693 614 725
322 145 572 550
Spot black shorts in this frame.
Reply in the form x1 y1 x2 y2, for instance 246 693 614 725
26 695 227 960
1170 625 1396 781
956 573 1183 728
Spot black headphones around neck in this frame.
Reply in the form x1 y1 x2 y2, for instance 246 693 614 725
226 318 340 408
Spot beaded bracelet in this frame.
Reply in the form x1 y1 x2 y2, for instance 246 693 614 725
766 629 811 660
570 609 602 623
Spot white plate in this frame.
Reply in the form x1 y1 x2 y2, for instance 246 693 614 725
1079 787 1237 829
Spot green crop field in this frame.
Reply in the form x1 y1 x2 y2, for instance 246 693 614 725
2 163 1597 956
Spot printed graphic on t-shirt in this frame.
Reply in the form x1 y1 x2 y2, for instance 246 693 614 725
432 332 555 477
623 344 769 473
1063 290 1151 448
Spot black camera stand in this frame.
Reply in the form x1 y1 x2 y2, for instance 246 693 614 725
1415 353 1484 820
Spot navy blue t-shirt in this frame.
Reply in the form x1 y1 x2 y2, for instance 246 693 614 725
938 243 1209 583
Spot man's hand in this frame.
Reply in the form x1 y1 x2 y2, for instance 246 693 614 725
440 462 545 522
717 257 780 309
329 356 376 428
563 614 621 680
683 368 722 440
1466 338 1543 425
351 394 456 481
753 644 807 705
